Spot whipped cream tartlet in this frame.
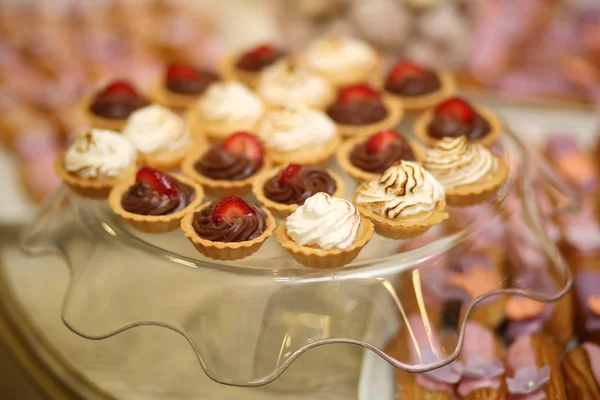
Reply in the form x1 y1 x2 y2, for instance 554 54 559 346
84 80 149 131
422 136 508 206
301 35 381 87
122 104 190 170
153 62 221 110
219 43 286 88
277 192 374 269
415 96 502 147
253 163 345 219
109 166 204 234
256 106 340 165
182 131 271 197
256 59 334 109
187 81 265 142
326 83 403 137
56 129 138 198
354 160 448 239
181 196 276 261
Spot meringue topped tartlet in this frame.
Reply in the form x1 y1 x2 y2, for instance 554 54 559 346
421 136 508 206
301 35 381 87
181 196 276 261
154 62 221 110
415 96 502 147
354 160 448 239
383 60 455 112
326 83 403 137
187 81 265 143
56 129 138 198
277 192 374 269
84 80 150 131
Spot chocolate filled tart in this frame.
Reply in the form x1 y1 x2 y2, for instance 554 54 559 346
89 95 149 119
262 167 336 205
427 114 491 142
192 202 267 243
166 71 220 95
121 177 195 216
326 99 388 125
194 146 260 181
235 49 285 72
350 140 416 174
385 71 441 97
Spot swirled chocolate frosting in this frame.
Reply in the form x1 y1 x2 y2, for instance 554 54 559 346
326 99 388 125
263 167 337 205
121 176 195 216
236 49 285 72
192 202 266 242
89 95 149 119
166 71 220 95
427 114 491 141
194 146 260 181
350 139 416 173
385 71 441 96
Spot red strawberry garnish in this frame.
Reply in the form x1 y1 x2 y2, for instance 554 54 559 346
336 83 380 104
434 97 476 124
278 163 303 186
99 80 138 98
365 130 402 154
166 62 200 81
247 44 275 59
237 44 278 70
221 132 264 165
386 60 426 85
212 196 255 224
136 166 179 196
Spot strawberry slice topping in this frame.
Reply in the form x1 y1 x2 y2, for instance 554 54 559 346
278 164 303 186
99 80 138 98
166 62 201 81
386 60 426 85
365 130 402 154
434 97 476 124
221 132 264 165
212 196 255 224
336 83 380 104
237 44 278 70
136 166 179 196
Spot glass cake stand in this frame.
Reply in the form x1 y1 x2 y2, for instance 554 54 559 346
20 121 576 390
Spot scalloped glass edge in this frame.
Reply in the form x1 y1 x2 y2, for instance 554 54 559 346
19 123 577 387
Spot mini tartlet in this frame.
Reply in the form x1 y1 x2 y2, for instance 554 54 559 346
252 163 345 219
383 60 455 113
354 160 448 239
421 136 509 206
181 131 271 197
152 62 221 110
256 59 334 110
277 192 374 269
187 81 265 143
121 104 191 170
219 43 285 88
414 96 502 147
182 196 276 261
81 80 150 131
300 35 381 87
55 129 138 198
256 106 340 165
109 166 204 234
325 83 403 138
337 130 421 182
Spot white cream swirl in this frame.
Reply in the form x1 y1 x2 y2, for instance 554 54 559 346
355 161 445 220
303 35 377 76
286 192 360 250
257 59 332 108
64 129 137 179
257 106 336 152
422 137 499 189
122 105 190 156
198 81 264 123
